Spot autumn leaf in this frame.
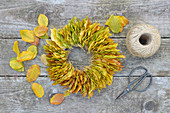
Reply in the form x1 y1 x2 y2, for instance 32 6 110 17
38 14 48 27
9 57 24 72
41 54 48 65
105 15 129 33
64 91 70 97
34 26 48 37
50 93 65 105
51 28 63 48
17 51 34 62
39 33 49 39
13 41 20 56
27 64 41 83
32 83 44 98
15 67 24 72
27 45 37 59
20 30 35 42
30 35 39 46
117 16 129 27
117 16 129 32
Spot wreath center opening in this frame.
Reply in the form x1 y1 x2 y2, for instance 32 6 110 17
67 47 92 70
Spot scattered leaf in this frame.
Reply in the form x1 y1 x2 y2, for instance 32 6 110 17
117 16 129 27
34 26 48 37
9 57 24 72
117 16 129 32
50 93 65 105
30 35 39 46
27 64 41 83
39 33 49 39
38 14 48 27
17 51 34 62
32 83 44 98
27 45 37 59
13 41 20 56
64 91 70 97
41 54 48 65
105 15 121 33
15 66 24 72
105 14 129 33
20 30 35 42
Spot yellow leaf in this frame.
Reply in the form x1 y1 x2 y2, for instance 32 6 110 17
32 83 44 98
17 51 34 62
20 30 35 42
30 35 39 46
15 67 24 72
27 45 37 59
34 26 48 37
64 91 70 97
13 41 20 56
50 93 65 105
38 14 48 27
27 64 41 83
51 28 63 48
41 54 48 65
105 15 129 33
9 57 24 71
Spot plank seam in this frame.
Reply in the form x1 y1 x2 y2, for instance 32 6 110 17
0 75 169 77
0 37 170 39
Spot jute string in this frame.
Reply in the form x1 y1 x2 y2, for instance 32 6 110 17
126 24 161 58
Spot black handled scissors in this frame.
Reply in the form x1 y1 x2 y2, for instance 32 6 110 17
115 66 152 100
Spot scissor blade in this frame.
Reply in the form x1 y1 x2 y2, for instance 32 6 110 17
115 90 125 100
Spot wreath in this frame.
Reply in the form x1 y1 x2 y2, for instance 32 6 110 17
44 17 125 98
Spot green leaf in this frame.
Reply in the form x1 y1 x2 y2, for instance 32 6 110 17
9 57 24 72
105 15 122 33
27 45 37 59
105 15 129 33
39 33 49 39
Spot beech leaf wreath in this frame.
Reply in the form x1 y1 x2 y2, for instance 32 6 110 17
10 14 129 99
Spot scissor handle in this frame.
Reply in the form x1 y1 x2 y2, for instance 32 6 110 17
128 66 152 92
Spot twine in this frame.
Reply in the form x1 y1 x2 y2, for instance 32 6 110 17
126 24 161 58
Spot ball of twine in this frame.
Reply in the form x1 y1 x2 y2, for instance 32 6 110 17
126 24 161 58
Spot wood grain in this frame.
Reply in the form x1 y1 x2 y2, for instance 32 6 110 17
1 38 169 76
0 0 169 112
0 77 169 113
0 0 169 38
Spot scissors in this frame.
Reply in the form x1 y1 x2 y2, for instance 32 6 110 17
115 66 152 100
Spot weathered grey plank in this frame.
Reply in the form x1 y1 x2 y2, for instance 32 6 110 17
0 0 169 38
0 77 169 113
1 38 170 76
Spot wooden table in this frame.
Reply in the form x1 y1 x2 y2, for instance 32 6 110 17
0 0 169 113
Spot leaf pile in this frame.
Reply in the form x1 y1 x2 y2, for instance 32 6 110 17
20 14 49 46
9 41 37 71
44 16 125 99
9 14 47 99
9 14 48 72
